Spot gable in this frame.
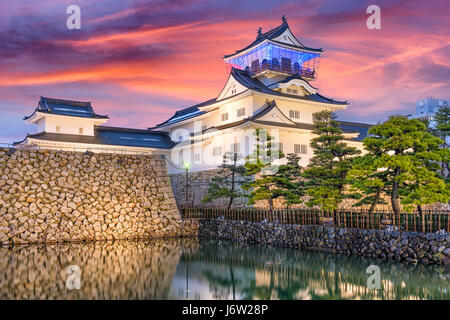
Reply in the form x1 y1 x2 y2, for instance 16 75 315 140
270 78 317 96
252 102 295 125
217 73 248 101
272 28 302 47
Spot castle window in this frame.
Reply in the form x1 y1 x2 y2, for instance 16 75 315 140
221 113 229 121
79 128 83 134
289 110 300 119
262 59 268 69
230 143 240 153
278 142 283 153
237 107 245 117
287 88 298 95
56 125 60 133
301 144 307 154
251 60 259 73
281 57 291 71
272 58 279 69
294 144 307 154
213 146 222 157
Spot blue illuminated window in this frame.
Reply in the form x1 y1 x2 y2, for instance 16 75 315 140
272 58 279 69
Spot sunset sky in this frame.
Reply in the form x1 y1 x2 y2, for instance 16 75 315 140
0 0 449 143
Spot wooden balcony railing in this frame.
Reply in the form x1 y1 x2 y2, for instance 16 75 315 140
249 62 316 80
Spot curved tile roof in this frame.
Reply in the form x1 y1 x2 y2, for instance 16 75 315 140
224 18 322 59
152 98 217 128
153 67 348 128
14 126 174 149
24 97 109 120
230 68 348 105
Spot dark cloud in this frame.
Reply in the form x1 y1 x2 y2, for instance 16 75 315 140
383 62 404 82
416 60 450 83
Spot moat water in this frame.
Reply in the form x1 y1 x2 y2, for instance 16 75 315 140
0 239 448 300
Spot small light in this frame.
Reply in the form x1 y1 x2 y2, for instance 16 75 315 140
184 162 190 169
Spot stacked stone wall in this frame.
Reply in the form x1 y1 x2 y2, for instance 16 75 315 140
0 148 198 245
198 219 450 266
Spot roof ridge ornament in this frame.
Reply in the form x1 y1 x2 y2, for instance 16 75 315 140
257 27 262 37
282 15 287 24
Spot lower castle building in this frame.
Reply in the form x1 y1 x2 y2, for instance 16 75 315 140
14 96 175 155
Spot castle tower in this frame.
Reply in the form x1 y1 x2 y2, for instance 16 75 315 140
223 15 322 85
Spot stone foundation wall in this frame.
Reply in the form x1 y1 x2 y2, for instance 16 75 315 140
0 148 198 245
198 219 450 265
169 169 248 208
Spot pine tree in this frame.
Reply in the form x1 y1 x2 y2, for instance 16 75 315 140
347 147 390 214
202 152 249 209
242 128 284 211
363 115 448 213
432 105 450 178
274 153 305 208
433 105 450 145
302 110 360 211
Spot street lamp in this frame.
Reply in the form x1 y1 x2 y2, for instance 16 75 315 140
184 161 190 210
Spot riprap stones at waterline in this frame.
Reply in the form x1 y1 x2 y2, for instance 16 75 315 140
0 148 198 245
198 219 450 265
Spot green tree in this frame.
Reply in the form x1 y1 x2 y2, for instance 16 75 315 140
202 152 249 209
433 105 450 144
275 153 305 208
242 128 284 211
302 110 360 211
363 115 448 213
432 105 450 178
347 153 389 214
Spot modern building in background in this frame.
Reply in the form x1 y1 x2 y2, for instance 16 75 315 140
407 97 448 127
407 97 449 144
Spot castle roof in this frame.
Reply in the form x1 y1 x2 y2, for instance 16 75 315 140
24 97 109 120
153 68 347 129
199 100 371 142
231 68 345 104
223 17 322 59
13 126 174 149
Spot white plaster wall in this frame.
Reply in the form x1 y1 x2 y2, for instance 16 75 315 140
43 116 98 136
252 95 333 124
36 118 45 133
275 99 330 124
217 95 253 126
277 129 314 167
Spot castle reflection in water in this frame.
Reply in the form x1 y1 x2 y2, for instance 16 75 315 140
0 239 448 300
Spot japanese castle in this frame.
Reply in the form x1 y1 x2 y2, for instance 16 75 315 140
15 16 370 174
